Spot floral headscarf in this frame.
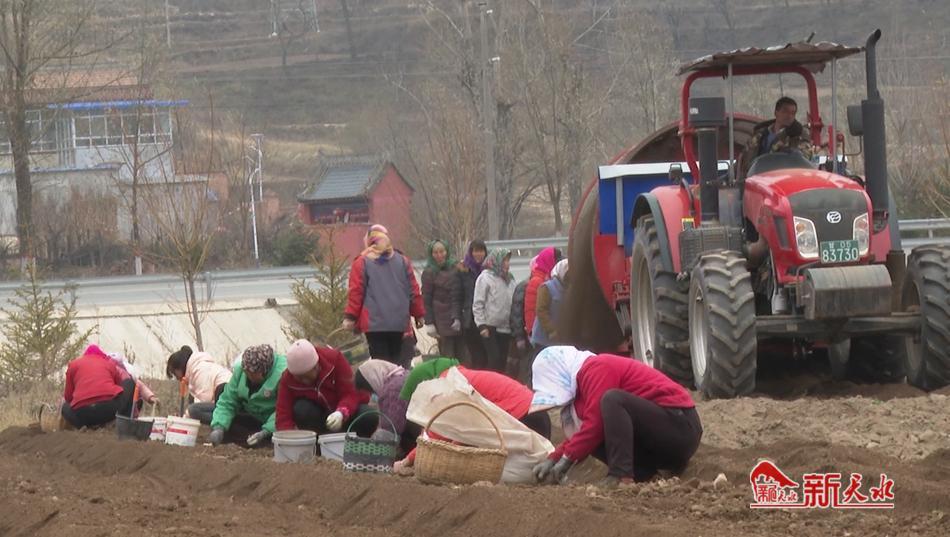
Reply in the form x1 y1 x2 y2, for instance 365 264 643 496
241 344 275 375
425 239 457 271
482 249 513 283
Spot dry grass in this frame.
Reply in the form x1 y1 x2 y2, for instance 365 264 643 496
0 378 183 431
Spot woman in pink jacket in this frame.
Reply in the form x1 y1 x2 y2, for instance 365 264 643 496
166 345 233 424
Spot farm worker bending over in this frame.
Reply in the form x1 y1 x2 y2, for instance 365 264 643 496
354 359 419 454
343 224 425 364
61 344 158 429
394 357 552 474
530 346 702 489
165 345 232 425
209 344 286 448
473 249 517 373
275 339 376 437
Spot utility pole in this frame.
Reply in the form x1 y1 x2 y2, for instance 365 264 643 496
271 0 279 37
479 2 498 241
311 0 320 32
164 0 171 47
248 134 265 267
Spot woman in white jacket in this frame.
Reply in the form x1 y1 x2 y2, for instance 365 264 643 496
166 345 233 424
473 249 517 373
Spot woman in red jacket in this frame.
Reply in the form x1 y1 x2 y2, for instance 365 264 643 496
61 345 143 428
275 339 375 436
530 346 702 488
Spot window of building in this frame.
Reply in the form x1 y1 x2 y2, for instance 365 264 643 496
0 110 59 154
71 108 173 148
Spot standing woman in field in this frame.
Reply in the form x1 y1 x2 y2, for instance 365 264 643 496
343 224 426 363
473 249 517 373
421 239 464 359
459 239 489 368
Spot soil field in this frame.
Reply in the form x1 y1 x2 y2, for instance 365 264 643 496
1 377 949 537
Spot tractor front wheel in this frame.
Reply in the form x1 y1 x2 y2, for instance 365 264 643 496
902 245 950 391
689 250 757 398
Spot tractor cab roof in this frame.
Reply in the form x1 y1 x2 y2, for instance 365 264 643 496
678 41 863 75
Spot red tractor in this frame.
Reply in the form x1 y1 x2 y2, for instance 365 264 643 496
562 30 950 398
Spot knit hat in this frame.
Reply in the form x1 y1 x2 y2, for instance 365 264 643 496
241 344 275 375
286 339 319 375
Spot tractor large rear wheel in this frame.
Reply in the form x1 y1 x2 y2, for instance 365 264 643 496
689 250 757 398
630 216 692 386
902 245 950 391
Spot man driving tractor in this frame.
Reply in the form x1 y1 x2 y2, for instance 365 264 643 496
742 96 814 175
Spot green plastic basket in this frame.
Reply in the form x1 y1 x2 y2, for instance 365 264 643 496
342 411 397 473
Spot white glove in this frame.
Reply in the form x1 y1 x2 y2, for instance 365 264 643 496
424 324 439 338
246 430 271 446
325 410 344 432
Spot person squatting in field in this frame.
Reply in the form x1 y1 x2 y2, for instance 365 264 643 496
354 359 419 455
343 224 425 364
165 345 232 425
393 357 552 474
530 346 703 489
61 344 158 429
275 339 376 438
209 344 285 448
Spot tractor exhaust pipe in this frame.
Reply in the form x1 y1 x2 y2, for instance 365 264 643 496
697 128 720 223
862 29 889 232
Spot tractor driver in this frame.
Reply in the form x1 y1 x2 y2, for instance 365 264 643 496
742 96 814 176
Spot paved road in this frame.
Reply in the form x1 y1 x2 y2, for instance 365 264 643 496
0 260 533 308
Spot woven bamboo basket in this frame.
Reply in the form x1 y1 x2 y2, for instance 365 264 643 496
415 401 508 485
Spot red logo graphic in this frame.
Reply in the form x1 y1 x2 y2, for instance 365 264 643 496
749 460 894 509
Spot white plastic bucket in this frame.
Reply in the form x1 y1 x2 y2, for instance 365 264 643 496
273 430 318 463
149 417 167 442
164 416 200 447
317 432 347 461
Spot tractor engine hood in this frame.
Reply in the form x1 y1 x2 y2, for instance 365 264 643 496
744 168 867 199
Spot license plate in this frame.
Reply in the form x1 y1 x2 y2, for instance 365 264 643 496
820 240 859 264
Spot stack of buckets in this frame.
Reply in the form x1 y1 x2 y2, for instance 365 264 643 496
148 415 201 447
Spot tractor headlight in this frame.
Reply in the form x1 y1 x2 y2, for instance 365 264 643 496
794 216 819 259
853 212 869 256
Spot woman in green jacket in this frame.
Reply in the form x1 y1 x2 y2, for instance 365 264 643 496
209 344 287 448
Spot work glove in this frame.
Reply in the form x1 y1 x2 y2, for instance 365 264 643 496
246 430 271 447
533 458 555 482
424 324 439 338
534 456 573 484
450 319 462 332
326 410 345 432
341 318 356 332
208 428 225 446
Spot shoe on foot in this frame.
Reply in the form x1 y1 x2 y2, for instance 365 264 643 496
597 475 636 489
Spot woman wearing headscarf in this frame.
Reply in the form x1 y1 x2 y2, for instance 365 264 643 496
394 357 552 474
523 247 561 342
530 346 702 488
421 239 464 358
473 249 517 373
61 344 157 429
165 345 232 425
344 224 425 363
459 239 488 367
209 344 287 448
531 259 569 350
354 359 418 453
275 339 374 437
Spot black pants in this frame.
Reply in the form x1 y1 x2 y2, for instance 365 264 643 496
61 378 136 428
598 389 702 482
519 410 552 440
480 327 511 373
187 383 226 425
461 327 487 368
292 399 379 437
366 331 405 363
438 335 463 361
223 413 269 448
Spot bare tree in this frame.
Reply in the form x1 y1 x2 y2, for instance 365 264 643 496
0 0 119 270
276 0 313 71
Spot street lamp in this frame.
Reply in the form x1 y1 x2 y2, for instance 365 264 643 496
247 134 264 267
